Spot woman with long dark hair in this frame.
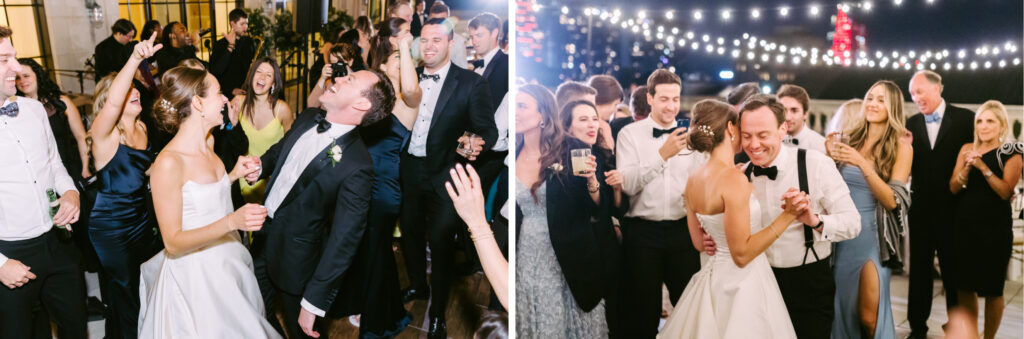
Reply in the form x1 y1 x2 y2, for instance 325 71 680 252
16 59 89 181
515 85 618 337
229 57 292 203
343 16 420 338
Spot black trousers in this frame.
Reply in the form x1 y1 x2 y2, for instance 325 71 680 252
772 256 836 339
621 217 700 338
399 155 462 318
254 251 335 339
907 214 958 333
0 231 87 339
253 250 287 337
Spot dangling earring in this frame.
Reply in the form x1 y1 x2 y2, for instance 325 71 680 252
270 85 275 94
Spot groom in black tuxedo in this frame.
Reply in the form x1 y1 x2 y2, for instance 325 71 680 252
904 70 974 338
247 69 396 339
399 17 497 339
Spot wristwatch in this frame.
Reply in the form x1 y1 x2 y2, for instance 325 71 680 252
984 170 994 178
808 218 824 231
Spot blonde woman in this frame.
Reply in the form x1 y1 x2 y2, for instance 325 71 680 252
948 100 1023 339
825 98 863 135
827 80 912 338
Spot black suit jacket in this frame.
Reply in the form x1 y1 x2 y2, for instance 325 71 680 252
481 50 509 112
905 103 975 223
94 36 130 80
515 138 621 312
209 36 257 97
412 63 498 186
258 108 374 312
411 12 424 37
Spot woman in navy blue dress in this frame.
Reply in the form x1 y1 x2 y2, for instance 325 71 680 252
86 35 165 339
345 17 421 338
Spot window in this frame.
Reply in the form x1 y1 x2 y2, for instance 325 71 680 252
0 0 51 70
118 0 223 60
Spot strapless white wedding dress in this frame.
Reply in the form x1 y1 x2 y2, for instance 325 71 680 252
658 195 796 339
138 174 281 338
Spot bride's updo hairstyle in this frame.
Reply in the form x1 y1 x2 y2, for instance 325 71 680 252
686 99 738 153
153 65 210 133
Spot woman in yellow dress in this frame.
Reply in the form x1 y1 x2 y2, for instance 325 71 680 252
231 57 293 203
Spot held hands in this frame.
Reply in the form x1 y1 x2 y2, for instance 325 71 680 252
244 157 263 183
779 188 811 220
54 191 81 228
457 135 486 161
131 33 164 62
0 259 36 289
444 163 489 229
228 203 267 232
230 156 261 182
658 127 688 160
298 307 321 338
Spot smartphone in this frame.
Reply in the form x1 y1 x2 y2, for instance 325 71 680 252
677 117 691 129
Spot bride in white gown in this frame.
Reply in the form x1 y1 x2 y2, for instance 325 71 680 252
137 56 281 338
659 100 805 339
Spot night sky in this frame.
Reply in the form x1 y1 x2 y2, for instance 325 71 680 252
518 0 1024 104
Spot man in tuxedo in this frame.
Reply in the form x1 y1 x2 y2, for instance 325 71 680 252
210 8 257 99
246 69 395 339
94 19 135 80
777 84 827 154
904 70 974 338
0 25 87 338
730 82 761 164
468 12 508 189
399 17 497 339
411 0 427 37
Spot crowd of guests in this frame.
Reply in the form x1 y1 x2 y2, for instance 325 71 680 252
0 0 509 338
515 68 1022 338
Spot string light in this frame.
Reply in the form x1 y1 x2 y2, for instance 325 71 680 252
751 8 761 19
665 11 674 20
779 6 790 17
721 9 732 21
809 4 820 17
693 10 703 21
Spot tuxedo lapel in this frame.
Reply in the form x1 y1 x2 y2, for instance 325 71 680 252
264 116 316 196
909 115 931 152
482 50 505 79
933 110 955 149
276 129 360 212
428 68 460 133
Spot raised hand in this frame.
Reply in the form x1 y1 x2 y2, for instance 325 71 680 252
227 203 267 232
444 163 488 229
574 154 598 179
132 33 164 62
0 259 35 289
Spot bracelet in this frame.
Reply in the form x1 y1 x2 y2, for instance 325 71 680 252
588 182 600 193
770 225 781 239
470 230 494 242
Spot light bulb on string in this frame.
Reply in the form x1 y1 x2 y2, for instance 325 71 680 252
751 8 761 19
809 4 820 17
780 6 790 17
693 10 703 21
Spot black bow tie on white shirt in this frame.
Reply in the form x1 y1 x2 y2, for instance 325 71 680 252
653 127 675 138
471 59 485 70
419 73 440 82
784 137 799 145
751 166 779 180
314 112 331 133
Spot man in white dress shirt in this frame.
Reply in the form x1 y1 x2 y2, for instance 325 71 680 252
0 25 87 338
616 69 703 338
777 84 827 154
734 94 860 338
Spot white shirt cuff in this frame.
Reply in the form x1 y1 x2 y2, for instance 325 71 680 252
300 298 326 317
0 252 8 269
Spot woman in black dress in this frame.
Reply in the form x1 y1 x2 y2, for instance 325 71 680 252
949 100 1023 339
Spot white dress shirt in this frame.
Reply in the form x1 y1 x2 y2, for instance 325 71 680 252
925 100 947 148
787 125 828 155
407 62 452 157
0 97 77 267
491 93 508 152
746 146 861 268
262 121 354 317
616 118 707 221
264 122 355 219
473 47 499 76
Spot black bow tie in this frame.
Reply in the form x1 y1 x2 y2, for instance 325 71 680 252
784 137 800 145
314 112 331 133
471 59 485 70
419 73 440 82
0 102 18 117
751 166 779 180
653 127 675 138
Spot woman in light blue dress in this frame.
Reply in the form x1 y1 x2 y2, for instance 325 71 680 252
827 80 913 339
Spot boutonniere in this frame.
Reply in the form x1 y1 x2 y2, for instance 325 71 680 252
326 140 342 166
548 162 564 172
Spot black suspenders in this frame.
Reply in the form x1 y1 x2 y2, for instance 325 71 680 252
745 149 819 265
